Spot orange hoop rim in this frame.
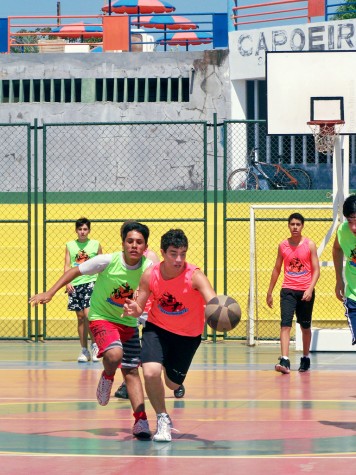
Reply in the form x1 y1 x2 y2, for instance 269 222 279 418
307 120 345 126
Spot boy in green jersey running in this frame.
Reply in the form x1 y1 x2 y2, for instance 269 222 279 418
30 221 153 439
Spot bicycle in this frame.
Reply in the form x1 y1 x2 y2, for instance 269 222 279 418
227 149 312 190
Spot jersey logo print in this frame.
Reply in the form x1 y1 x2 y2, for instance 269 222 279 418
107 282 134 307
74 249 89 265
287 257 307 276
158 292 188 316
350 247 356 267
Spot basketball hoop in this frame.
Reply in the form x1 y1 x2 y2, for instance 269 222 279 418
307 120 345 154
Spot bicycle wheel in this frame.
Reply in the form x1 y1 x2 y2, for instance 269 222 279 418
277 168 312 190
288 168 312 190
228 168 259 190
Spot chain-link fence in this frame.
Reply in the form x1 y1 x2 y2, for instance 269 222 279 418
223 121 353 341
1 119 353 341
0 124 31 339
42 121 208 339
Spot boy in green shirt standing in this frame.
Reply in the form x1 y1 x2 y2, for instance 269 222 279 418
64 217 102 363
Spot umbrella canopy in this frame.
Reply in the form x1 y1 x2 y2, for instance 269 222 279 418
51 23 103 39
90 45 104 52
132 14 198 30
158 31 212 47
102 0 175 14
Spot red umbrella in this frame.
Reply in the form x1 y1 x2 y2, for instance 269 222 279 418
157 31 212 51
102 0 175 14
133 15 198 50
133 14 197 30
51 22 103 39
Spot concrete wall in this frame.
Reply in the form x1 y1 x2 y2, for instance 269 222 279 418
0 50 231 124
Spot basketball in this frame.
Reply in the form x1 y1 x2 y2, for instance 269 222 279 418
205 295 241 332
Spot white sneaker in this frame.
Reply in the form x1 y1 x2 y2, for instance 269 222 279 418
96 371 113 406
153 413 172 442
77 348 90 363
91 343 100 362
132 418 151 439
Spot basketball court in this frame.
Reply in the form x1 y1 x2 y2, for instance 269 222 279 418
1 340 356 475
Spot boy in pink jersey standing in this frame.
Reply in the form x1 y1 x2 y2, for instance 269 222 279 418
124 229 217 442
266 213 320 374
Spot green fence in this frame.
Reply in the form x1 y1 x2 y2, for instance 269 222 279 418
0 119 351 341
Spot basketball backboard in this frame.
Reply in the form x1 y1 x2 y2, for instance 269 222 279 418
266 51 356 135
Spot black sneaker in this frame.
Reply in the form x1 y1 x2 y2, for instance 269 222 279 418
275 357 290 374
114 382 129 399
174 384 185 398
298 356 310 372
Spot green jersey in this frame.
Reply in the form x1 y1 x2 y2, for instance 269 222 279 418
66 239 100 286
337 221 356 301
88 252 151 326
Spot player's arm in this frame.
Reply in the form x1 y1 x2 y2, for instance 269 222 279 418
64 246 75 293
191 269 217 304
302 240 320 301
30 254 111 306
266 245 283 308
123 267 152 318
332 235 345 301
30 267 82 306
97 243 103 255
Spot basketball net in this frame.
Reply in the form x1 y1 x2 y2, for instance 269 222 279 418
307 120 345 154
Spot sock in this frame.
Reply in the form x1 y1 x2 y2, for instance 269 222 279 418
282 356 289 360
157 412 169 418
303 354 310 358
102 371 114 381
133 411 147 422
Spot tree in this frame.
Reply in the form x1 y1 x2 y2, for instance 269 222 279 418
11 28 51 53
331 0 356 20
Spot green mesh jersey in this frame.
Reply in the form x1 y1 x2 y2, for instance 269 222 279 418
88 252 151 326
66 239 100 286
337 221 356 301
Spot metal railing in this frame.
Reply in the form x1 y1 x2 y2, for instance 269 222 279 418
6 12 219 53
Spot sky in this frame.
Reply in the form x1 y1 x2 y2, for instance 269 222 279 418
0 0 228 17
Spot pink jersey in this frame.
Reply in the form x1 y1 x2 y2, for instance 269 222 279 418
148 262 205 337
281 238 313 291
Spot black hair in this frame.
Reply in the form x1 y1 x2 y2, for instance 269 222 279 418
343 194 356 218
121 221 149 244
75 217 91 230
288 213 304 225
161 229 188 252
120 220 135 239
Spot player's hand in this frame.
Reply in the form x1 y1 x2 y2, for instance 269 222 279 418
29 292 52 306
123 298 141 318
335 282 345 302
301 289 312 301
266 294 273 308
66 283 74 294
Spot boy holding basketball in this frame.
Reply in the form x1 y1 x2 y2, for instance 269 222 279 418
332 194 356 343
124 228 216 442
266 213 320 374
30 221 153 439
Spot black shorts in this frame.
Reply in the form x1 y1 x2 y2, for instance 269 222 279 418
280 288 315 329
67 282 95 312
140 321 201 385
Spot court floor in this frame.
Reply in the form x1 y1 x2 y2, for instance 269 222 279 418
1 340 356 474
